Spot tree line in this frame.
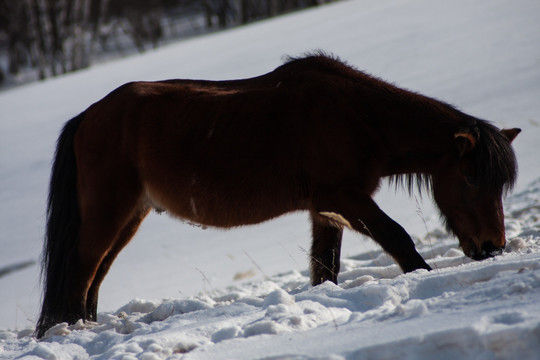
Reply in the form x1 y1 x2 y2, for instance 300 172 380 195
0 0 336 85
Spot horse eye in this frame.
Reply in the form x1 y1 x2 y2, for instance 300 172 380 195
464 175 476 187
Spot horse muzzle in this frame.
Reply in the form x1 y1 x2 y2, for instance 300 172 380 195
469 240 505 260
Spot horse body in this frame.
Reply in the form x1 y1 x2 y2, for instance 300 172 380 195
36 54 519 337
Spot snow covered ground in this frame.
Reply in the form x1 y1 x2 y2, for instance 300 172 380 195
1 0 539 358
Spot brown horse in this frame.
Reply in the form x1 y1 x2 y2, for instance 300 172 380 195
36 54 520 337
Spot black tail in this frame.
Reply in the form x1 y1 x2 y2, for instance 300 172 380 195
36 112 85 338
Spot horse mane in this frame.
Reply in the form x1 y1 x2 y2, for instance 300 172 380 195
388 173 433 197
281 53 518 197
281 53 459 113
389 119 518 197
284 51 347 66
280 51 364 80
472 119 518 194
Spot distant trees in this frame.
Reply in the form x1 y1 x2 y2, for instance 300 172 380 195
207 0 331 28
0 0 337 85
0 0 95 81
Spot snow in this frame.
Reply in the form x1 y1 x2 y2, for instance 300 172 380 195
1 0 540 358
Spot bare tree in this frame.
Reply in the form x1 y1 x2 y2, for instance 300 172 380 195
0 1 31 76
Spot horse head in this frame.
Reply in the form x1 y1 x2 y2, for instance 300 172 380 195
432 125 520 260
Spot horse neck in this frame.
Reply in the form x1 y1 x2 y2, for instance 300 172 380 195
370 96 467 177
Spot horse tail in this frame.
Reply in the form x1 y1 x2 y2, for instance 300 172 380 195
36 111 85 337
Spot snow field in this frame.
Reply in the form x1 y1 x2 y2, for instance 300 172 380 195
2 181 539 359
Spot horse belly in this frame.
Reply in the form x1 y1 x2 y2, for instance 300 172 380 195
144 170 299 229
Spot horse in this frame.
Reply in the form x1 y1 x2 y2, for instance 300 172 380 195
35 53 520 337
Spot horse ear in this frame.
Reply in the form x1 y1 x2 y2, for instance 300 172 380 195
500 128 521 143
454 132 477 157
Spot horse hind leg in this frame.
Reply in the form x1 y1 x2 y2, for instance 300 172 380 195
67 168 145 327
86 203 150 321
309 212 344 286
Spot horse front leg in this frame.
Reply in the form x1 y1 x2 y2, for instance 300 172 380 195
316 189 431 275
310 212 344 285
